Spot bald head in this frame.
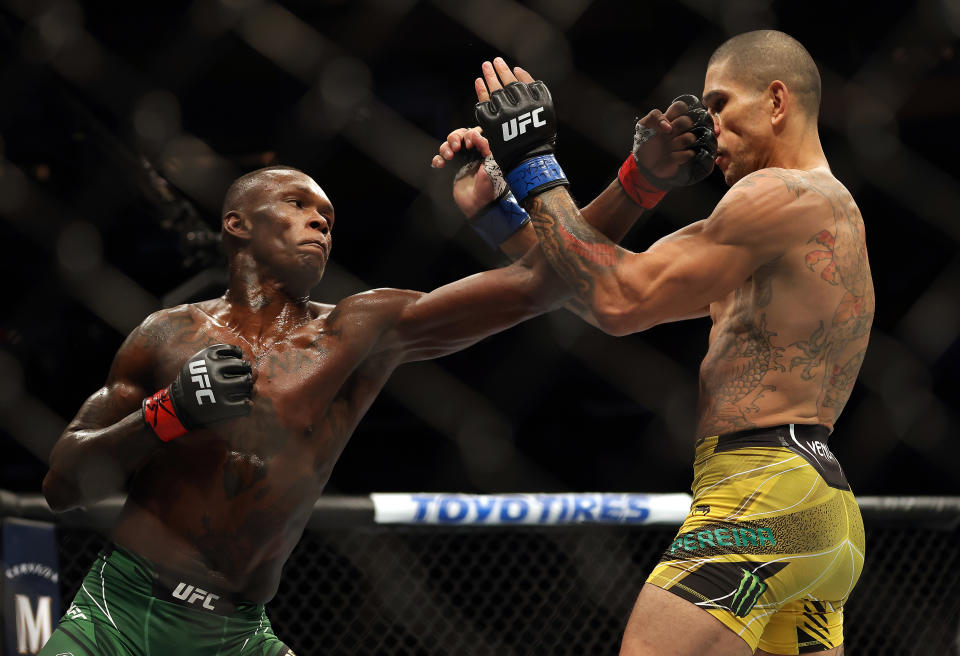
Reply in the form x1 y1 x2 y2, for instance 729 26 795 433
708 30 821 118
221 165 311 261
221 165 305 217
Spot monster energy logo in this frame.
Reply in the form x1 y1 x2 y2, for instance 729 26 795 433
731 569 767 617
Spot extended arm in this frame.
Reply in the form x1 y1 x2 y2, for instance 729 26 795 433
465 58 719 326
362 246 568 364
434 59 710 260
524 173 794 335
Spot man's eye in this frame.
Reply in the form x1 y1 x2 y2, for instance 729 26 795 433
288 199 303 208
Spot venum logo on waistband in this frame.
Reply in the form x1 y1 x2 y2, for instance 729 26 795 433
809 440 836 461
794 436 836 463
171 581 219 610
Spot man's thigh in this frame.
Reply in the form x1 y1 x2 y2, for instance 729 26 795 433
620 583 753 656
38 619 134 656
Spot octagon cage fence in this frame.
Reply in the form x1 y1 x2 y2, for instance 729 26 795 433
1 491 958 656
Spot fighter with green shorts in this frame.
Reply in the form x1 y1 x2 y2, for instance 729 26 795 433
41 546 293 656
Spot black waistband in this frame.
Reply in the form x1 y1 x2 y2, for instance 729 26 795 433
714 424 830 453
104 544 254 617
710 424 849 490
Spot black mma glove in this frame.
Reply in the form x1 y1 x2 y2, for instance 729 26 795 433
474 81 568 202
619 94 718 208
142 344 253 442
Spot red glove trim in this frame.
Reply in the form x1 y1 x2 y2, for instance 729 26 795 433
143 387 188 442
618 156 668 209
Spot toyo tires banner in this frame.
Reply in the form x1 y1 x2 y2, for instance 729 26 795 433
371 493 693 525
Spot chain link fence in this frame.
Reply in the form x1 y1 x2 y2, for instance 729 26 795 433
54 517 960 655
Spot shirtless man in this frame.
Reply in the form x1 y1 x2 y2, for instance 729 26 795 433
463 30 872 656
38 81 712 653
37 164 568 654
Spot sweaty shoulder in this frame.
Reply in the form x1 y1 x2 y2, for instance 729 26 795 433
133 303 208 346
321 288 423 333
318 288 426 366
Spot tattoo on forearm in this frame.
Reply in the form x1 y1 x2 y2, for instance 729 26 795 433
526 191 623 309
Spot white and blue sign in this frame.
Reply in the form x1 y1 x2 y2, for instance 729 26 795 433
2 518 61 656
371 493 692 526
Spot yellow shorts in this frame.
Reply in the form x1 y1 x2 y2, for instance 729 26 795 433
646 424 865 654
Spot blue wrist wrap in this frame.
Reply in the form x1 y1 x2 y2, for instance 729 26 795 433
505 154 568 202
470 192 530 248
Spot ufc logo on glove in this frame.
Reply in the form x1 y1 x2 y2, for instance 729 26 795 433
188 359 217 405
502 108 546 141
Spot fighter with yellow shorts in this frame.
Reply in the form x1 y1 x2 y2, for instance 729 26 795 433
647 424 865 654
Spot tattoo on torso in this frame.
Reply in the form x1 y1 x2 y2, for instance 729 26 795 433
697 170 874 437
122 300 386 584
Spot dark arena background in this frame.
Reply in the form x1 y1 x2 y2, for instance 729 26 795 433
1 1 959 655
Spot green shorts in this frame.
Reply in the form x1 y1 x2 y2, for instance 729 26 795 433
39 545 295 656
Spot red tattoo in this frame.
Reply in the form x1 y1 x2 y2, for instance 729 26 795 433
805 230 839 285
560 225 620 267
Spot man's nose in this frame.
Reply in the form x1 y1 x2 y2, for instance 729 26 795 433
308 217 329 234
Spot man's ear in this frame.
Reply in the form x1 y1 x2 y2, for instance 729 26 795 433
223 211 251 240
769 80 788 129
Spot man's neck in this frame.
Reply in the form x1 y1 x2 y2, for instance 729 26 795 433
769 126 828 172
220 261 316 345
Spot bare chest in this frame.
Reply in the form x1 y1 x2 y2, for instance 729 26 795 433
153 320 371 445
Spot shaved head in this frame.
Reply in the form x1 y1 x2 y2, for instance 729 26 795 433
221 165 305 217
221 165 308 261
708 30 821 118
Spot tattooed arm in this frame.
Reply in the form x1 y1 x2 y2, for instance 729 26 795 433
43 312 168 511
525 171 795 336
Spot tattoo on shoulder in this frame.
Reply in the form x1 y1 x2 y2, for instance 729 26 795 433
139 308 208 348
737 169 806 197
788 173 874 417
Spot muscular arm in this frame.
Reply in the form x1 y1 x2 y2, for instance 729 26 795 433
496 178 662 325
498 178 647 260
369 247 569 363
525 171 794 336
43 317 163 511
